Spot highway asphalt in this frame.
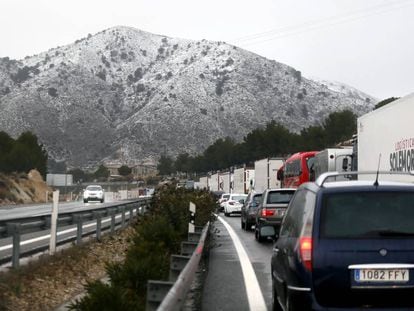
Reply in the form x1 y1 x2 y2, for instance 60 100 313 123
202 213 274 311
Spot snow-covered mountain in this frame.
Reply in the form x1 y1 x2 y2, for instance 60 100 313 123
0 26 376 168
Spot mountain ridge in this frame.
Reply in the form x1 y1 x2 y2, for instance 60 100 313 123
0 26 376 168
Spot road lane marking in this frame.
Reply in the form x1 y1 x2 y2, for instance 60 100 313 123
218 215 267 311
0 215 123 251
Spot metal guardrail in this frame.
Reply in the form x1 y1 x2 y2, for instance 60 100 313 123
0 198 152 268
146 222 210 311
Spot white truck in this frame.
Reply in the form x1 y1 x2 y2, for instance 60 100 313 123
358 93 414 181
254 158 284 192
209 173 219 191
219 171 231 193
312 148 353 181
196 176 209 190
233 167 255 194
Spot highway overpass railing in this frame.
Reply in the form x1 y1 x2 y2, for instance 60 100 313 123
0 198 151 268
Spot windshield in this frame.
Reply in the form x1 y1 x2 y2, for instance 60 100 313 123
306 156 316 171
321 191 414 238
86 186 102 191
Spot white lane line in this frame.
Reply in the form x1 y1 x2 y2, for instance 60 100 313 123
218 215 267 311
0 215 123 251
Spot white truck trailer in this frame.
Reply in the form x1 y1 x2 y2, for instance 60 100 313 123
218 171 231 193
358 93 414 181
210 173 219 191
233 167 255 194
313 148 353 181
196 176 208 190
254 158 284 191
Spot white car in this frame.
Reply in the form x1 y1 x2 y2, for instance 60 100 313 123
83 185 104 203
218 193 231 211
223 193 247 217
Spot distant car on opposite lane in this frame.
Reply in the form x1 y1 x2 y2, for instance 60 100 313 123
83 185 104 203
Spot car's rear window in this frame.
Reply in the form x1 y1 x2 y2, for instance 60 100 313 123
232 195 247 201
267 191 295 204
320 191 414 238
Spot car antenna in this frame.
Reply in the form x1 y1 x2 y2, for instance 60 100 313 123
374 154 381 187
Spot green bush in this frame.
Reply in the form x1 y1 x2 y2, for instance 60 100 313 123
69 186 215 310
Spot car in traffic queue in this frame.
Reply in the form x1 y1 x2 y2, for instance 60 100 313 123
241 190 263 231
271 172 414 311
83 185 105 203
255 188 296 242
223 193 247 217
217 192 231 212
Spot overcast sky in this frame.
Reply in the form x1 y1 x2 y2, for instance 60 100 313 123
1 0 413 99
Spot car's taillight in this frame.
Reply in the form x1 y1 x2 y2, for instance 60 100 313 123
300 237 312 271
261 208 274 217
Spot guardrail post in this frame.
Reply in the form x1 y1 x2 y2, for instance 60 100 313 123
93 211 103 241
169 255 190 282
120 206 126 228
188 232 202 242
181 241 198 256
73 215 83 245
128 206 133 224
7 223 21 268
110 210 116 234
146 280 174 311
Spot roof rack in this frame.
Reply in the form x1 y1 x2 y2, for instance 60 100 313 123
315 171 414 187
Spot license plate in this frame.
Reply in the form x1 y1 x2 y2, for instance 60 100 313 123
354 269 409 282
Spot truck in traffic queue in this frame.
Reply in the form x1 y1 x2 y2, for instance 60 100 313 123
196 176 208 190
209 172 219 191
311 147 353 181
253 157 284 192
232 166 255 194
218 171 231 193
357 93 414 182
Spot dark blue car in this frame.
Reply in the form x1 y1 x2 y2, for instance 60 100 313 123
271 172 414 310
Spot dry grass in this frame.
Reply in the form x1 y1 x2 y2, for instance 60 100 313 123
0 226 135 311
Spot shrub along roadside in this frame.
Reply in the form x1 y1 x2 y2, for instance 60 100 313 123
69 185 216 311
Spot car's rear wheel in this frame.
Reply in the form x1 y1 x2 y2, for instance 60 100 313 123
255 225 265 242
286 291 309 311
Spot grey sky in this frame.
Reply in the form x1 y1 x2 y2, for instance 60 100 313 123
1 0 413 99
